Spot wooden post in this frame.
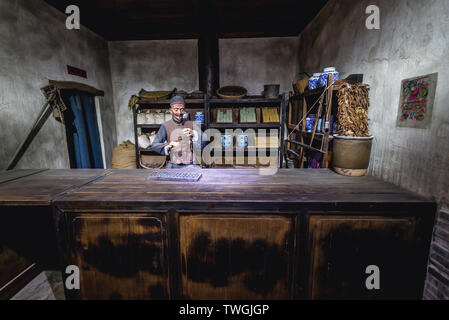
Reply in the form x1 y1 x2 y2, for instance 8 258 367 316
322 74 334 168
299 96 307 168
133 104 140 169
198 32 219 97
7 93 55 170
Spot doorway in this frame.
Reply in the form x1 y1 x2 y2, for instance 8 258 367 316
61 90 104 169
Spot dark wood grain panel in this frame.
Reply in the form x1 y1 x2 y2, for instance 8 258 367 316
0 247 37 299
0 169 436 300
67 214 169 300
0 170 109 300
307 216 426 299
54 169 433 209
0 169 46 184
0 169 108 205
179 214 294 299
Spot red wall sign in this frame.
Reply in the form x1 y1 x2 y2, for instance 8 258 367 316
67 65 87 78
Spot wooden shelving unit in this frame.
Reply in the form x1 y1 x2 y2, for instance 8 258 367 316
207 94 287 168
133 97 206 168
285 74 338 169
132 94 288 168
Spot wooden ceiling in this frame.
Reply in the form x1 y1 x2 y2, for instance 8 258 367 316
44 0 328 40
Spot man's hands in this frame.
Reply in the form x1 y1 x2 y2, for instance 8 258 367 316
183 128 194 137
167 141 179 151
167 129 194 151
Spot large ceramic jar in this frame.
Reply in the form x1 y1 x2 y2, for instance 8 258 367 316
332 135 373 176
319 67 339 87
237 134 248 148
221 134 232 149
308 73 322 90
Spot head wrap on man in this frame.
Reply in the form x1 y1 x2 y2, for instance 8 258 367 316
170 95 185 107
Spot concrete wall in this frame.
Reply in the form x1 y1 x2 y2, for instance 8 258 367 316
108 40 199 145
297 0 449 299
0 0 116 169
220 37 298 95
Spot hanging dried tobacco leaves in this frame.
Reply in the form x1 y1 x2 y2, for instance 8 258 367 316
336 82 370 137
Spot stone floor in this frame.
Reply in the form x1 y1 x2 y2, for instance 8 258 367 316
10 271 65 300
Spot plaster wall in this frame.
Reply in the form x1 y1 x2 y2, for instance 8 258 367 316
220 37 298 95
298 0 449 299
0 0 116 169
108 40 199 145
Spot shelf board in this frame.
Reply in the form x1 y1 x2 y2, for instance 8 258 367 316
138 98 204 105
209 123 280 129
137 124 162 129
216 147 279 151
290 87 339 100
137 123 206 129
138 148 161 154
209 95 282 104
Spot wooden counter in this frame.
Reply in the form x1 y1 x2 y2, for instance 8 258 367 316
0 169 437 300
49 169 436 300
0 169 108 299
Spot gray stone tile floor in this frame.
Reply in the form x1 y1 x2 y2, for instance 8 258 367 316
10 271 65 300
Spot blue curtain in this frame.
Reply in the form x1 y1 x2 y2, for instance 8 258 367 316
82 95 103 168
67 94 103 169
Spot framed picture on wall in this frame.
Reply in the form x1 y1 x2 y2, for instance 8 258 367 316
396 73 438 129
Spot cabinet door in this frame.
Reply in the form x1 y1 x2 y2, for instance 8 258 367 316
0 246 37 299
68 215 168 300
308 216 424 299
180 215 294 299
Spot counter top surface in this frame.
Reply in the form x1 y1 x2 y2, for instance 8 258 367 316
0 169 107 205
46 169 436 211
0 168 435 211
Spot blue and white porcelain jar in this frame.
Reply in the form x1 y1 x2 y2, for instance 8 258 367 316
308 73 322 90
319 67 339 87
305 114 316 132
221 134 232 149
194 111 205 124
237 134 248 148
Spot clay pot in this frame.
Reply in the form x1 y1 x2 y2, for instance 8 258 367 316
332 135 373 176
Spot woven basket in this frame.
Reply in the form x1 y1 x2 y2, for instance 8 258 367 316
217 86 247 99
139 89 172 100
140 155 166 169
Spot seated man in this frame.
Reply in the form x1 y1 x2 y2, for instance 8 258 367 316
150 95 202 169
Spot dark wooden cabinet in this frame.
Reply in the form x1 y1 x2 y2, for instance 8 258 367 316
51 169 435 300
306 215 427 299
0 169 107 299
0 169 436 300
179 214 294 299
64 214 169 300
